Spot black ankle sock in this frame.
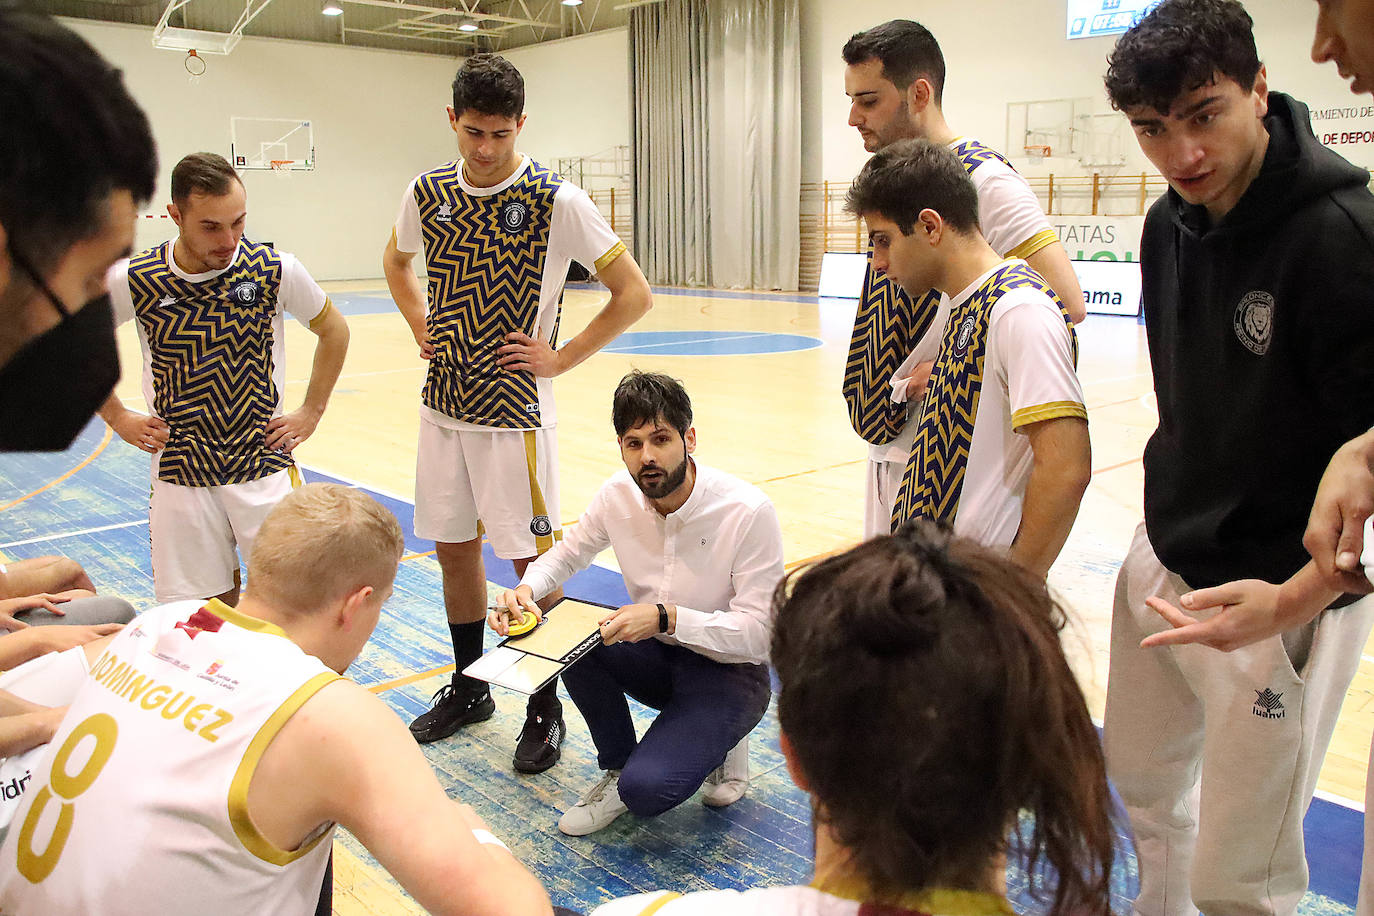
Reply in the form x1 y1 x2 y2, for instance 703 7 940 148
529 679 561 712
449 620 488 693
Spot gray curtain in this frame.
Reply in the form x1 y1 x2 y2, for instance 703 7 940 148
630 0 801 291
630 2 711 288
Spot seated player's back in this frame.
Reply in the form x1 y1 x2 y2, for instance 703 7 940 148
0 599 338 915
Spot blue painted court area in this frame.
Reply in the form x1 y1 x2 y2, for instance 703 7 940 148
328 290 824 357
0 418 1363 913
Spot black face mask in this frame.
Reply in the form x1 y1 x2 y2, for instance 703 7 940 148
0 248 120 452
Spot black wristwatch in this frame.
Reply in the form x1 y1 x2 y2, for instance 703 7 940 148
657 603 669 633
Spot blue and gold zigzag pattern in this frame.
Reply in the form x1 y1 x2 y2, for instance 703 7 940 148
128 241 293 487
841 270 940 446
843 140 1020 448
891 262 1077 531
952 138 1016 174
417 161 563 428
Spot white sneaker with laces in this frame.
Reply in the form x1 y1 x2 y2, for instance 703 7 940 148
702 736 750 807
558 769 628 836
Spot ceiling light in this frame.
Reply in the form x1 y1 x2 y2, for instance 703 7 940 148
321 0 343 14
562 0 584 6
457 18 479 31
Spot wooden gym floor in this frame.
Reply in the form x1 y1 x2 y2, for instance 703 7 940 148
0 280 1366 912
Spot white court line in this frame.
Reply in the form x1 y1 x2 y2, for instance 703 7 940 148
607 332 778 354
0 519 147 550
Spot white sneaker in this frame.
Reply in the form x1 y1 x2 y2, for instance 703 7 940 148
558 770 628 836
702 736 750 807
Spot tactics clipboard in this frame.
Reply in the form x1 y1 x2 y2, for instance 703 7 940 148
461 596 613 694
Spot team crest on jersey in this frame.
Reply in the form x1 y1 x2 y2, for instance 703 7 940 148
1234 291 1274 355
952 313 978 359
500 200 530 233
229 280 261 305
437 202 453 222
530 515 553 537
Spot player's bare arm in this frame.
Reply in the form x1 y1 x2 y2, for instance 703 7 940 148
496 251 651 377
1024 241 1088 324
265 302 349 452
0 556 95 598
0 624 122 671
1010 415 1091 577
98 391 170 454
252 679 554 916
382 229 435 360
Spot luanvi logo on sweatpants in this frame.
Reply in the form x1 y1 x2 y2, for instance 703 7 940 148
1253 688 1286 719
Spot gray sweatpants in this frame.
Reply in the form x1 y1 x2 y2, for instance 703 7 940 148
1104 521 1373 916
16 596 135 627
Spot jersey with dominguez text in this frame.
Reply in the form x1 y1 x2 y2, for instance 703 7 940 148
0 599 341 916
890 260 1084 546
110 240 330 487
395 155 624 431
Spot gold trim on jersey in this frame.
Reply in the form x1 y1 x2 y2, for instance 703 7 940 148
891 261 1079 531
1011 399 1088 430
634 892 682 916
206 598 291 641
228 671 342 865
523 430 562 554
307 298 335 332
595 241 627 274
810 878 1012 916
1006 228 1060 262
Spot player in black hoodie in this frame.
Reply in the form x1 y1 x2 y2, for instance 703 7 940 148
1100 2 1374 915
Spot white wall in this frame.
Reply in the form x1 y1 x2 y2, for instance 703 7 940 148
502 27 631 188
807 0 1373 181
68 1 1373 279
66 18 460 280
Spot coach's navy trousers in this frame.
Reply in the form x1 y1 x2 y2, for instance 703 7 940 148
562 639 770 817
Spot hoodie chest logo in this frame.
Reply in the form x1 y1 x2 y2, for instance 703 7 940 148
1234 291 1274 356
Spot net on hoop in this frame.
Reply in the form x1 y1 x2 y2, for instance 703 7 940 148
269 160 295 178
1023 145 1051 165
184 49 206 85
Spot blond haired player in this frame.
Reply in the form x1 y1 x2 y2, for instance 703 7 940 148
383 53 651 772
0 484 553 916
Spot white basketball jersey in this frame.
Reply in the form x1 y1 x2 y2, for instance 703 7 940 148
0 599 342 916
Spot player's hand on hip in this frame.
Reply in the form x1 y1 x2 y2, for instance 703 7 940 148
497 332 565 377
598 603 658 646
415 330 436 361
1303 429 1374 594
112 409 169 454
265 407 322 452
490 586 541 635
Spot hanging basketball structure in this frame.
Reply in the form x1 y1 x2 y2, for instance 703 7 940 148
184 48 207 83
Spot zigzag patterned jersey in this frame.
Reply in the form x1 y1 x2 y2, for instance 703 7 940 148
413 160 566 428
843 138 1059 450
891 262 1080 533
125 241 295 487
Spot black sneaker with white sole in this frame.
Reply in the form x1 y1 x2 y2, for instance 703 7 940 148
409 682 496 744
513 700 564 773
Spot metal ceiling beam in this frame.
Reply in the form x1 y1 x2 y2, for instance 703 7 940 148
338 0 553 29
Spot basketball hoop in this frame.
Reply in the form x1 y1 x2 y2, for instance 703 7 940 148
269 160 295 178
184 49 206 84
1024 145 1051 165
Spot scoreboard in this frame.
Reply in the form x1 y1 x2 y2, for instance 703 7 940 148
1067 0 1161 40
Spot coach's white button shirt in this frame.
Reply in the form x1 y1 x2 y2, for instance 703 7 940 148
519 461 784 665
